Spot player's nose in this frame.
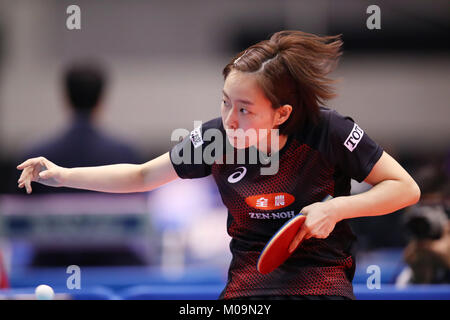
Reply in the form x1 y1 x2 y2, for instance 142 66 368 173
224 107 238 130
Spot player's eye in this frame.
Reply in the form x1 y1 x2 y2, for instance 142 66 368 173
240 107 249 114
222 99 230 107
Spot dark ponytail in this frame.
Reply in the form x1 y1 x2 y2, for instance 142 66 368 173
222 30 343 135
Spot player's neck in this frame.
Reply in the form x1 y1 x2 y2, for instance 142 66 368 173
257 134 288 156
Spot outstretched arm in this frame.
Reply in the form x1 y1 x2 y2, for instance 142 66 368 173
17 152 179 194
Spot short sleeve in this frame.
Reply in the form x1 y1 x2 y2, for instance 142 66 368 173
326 110 383 183
169 117 224 179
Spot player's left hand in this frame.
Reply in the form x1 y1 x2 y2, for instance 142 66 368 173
288 200 339 253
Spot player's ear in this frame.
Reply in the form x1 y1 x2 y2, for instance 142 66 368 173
275 104 292 126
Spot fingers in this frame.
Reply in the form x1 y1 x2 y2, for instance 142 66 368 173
16 157 44 170
16 158 44 194
17 158 34 170
18 170 33 194
17 179 31 194
17 170 28 186
17 174 24 185
18 165 32 182
288 225 309 254
25 179 32 194
17 165 35 194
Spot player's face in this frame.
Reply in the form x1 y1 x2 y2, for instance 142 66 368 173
221 70 281 150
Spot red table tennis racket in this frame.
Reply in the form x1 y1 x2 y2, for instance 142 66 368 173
257 195 333 274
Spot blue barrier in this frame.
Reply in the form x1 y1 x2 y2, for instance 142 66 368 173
0 286 120 300
119 284 224 300
7 247 449 300
354 284 450 300
120 284 450 300
9 265 227 291
3 283 449 300
353 248 406 284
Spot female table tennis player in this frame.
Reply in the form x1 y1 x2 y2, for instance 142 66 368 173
17 30 420 300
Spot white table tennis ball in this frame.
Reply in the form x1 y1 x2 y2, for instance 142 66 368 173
35 284 55 300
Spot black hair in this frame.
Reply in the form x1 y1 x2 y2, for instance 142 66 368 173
64 62 107 114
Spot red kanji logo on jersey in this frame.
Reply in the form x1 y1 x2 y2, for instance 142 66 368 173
245 193 295 210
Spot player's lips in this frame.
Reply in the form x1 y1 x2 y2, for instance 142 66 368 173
226 134 242 147
225 128 244 137
227 135 241 141
225 130 238 139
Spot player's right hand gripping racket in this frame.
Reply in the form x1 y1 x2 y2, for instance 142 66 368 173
257 195 333 274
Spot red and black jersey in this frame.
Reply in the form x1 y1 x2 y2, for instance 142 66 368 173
169 106 383 299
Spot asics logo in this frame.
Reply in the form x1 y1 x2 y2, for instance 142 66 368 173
227 166 247 183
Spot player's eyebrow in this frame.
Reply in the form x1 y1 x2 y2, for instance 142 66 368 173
222 90 254 105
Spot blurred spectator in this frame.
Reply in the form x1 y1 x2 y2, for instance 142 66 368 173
396 150 450 286
15 61 142 194
443 147 450 205
350 149 450 252
398 204 450 284
413 159 448 203
6 61 146 267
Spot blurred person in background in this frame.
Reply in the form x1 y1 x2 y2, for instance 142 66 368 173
396 150 450 286
16 31 421 300
399 204 450 285
15 61 142 195
442 147 450 205
8 61 145 268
